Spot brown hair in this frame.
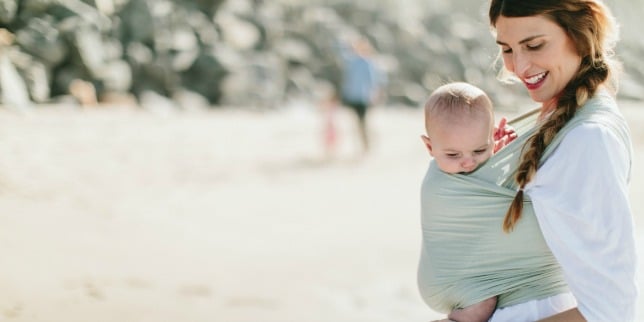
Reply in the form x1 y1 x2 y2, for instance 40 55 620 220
489 0 620 232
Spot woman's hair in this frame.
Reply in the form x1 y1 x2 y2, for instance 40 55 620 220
488 0 621 232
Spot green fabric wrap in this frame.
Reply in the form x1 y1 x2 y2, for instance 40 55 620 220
417 91 629 313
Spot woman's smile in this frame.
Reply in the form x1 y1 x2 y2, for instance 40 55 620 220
524 71 548 90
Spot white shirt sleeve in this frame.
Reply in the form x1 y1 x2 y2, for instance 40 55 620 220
525 122 638 322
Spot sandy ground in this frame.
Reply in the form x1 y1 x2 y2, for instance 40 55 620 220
0 100 642 322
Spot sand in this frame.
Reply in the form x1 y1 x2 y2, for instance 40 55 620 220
0 100 642 322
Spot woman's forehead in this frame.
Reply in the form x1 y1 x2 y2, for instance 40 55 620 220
495 15 560 43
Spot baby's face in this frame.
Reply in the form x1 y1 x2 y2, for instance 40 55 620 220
425 118 494 174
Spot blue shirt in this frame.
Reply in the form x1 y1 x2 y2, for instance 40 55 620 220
339 50 382 104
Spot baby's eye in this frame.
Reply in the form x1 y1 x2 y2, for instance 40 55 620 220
474 148 489 155
446 153 460 158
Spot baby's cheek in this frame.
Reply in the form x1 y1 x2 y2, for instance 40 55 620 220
441 161 459 174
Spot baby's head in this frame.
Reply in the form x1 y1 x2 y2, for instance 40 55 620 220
421 82 495 174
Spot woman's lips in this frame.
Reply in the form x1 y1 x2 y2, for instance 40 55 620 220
524 72 547 90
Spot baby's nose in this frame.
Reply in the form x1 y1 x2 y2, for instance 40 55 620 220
462 157 475 168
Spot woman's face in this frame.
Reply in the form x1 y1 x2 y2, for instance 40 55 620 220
494 15 582 107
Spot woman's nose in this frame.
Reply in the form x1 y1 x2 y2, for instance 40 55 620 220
512 52 530 77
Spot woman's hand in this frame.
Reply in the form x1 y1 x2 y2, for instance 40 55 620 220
494 117 517 152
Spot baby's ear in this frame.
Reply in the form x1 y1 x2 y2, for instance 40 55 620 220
420 135 433 155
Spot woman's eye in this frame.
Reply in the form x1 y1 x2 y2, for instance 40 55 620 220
501 47 512 54
526 43 543 50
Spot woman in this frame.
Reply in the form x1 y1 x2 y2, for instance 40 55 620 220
489 0 637 320
420 0 637 321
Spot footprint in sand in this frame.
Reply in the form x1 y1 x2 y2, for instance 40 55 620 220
177 284 212 298
225 296 278 309
84 281 105 300
3 303 23 319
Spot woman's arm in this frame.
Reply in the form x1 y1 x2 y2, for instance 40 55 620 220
525 122 637 321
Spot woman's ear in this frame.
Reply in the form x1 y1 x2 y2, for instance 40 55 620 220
421 135 433 156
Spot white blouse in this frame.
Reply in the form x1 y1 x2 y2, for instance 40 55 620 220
490 121 638 321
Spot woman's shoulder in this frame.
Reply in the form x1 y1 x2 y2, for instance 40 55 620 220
561 96 630 153
562 121 618 147
542 91 632 172
565 90 629 142
578 89 618 114
552 110 632 179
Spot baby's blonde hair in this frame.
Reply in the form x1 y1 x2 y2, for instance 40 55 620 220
424 82 494 134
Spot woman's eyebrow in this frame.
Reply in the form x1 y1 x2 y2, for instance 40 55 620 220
496 35 545 46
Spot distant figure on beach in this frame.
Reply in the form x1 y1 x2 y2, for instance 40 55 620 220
318 82 339 158
337 35 385 155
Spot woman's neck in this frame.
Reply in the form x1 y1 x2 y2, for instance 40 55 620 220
538 99 558 121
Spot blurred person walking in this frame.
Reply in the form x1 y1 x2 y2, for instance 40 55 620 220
337 35 386 155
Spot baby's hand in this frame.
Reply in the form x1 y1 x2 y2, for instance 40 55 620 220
494 117 517 152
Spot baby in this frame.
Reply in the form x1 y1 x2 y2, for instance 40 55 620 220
420 82 504 322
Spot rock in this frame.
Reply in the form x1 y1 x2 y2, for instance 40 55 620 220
0 0 17 24
0 49 31 110
0 0 642 109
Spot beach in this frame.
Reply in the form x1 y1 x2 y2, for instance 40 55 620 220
0 101 642 322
